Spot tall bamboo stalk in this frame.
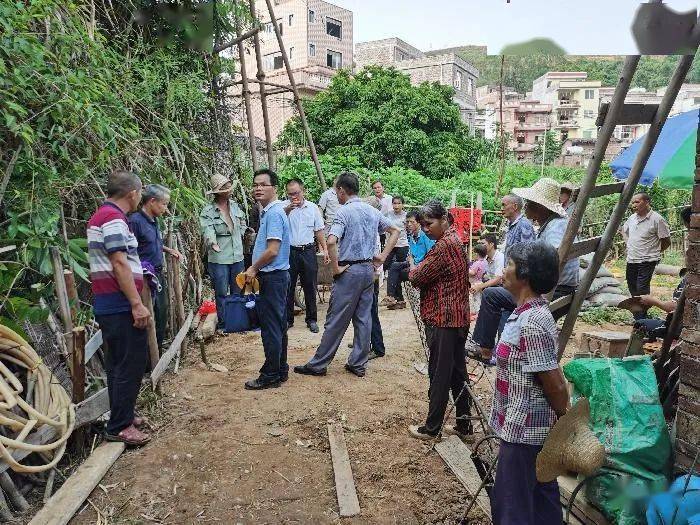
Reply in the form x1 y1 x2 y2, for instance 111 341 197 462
250 0 275 170
495 55 506 201
235 15 259 172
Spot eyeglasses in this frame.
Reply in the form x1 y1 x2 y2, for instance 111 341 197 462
252 183 274 188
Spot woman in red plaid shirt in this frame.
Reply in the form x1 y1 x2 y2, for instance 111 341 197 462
407 200 473 441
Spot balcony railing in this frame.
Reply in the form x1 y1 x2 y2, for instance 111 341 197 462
515 121 548 130
558 99 579 108
557 119 579 128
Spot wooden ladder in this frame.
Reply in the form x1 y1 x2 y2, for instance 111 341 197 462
550 52 699 361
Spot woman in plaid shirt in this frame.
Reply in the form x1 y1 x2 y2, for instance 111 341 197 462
407 200 473 441
489 242 569 525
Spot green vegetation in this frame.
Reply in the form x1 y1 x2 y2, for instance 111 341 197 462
458 50 700 93
0 0 252 331
500 38 566 56
277 67 496 180
532 131 562 166
580 306 633 326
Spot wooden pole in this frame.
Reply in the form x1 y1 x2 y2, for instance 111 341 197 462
140 282 160 371
49 248 73 332
263 0 326 191
212 26 260 53
495 55 506 201
63 269 78 324
250 0 275 170
170 238 187 357
71 327 86 404
235 16 259 172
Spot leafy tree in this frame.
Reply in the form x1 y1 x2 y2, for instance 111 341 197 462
277 66 493 179
533 131 562 166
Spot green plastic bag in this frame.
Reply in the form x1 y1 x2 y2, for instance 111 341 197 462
564 356 671 524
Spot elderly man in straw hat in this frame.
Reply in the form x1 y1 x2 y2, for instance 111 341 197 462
489 241 569 525
472 178 579 365
199 174 250 329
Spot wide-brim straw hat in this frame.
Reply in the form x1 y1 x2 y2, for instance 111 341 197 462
206 174 233 195
535 398 606 483
617 296 646 314
235 272 260 295
512 177 567 217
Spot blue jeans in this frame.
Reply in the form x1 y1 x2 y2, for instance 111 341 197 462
491 440 561 525
371 280 385 356
257 270 290 382
208 261 245 327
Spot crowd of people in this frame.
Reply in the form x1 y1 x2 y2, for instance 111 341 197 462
86 168 685 524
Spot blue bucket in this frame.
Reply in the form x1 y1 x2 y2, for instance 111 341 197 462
224 295 251 333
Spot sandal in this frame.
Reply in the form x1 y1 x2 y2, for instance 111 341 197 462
105 424 151 446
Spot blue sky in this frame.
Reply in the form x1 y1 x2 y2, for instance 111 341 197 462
331 0 698 55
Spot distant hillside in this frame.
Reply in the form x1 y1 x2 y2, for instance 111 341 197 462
455 47 700 93
500 38 566 56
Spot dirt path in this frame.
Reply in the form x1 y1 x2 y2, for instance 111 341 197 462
71 294 488 525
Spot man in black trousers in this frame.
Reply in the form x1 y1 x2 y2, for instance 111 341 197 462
283 179 329 333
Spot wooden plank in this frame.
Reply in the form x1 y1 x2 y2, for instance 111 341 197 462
0 245 16 255
567 237 601 260
84 329 102 363
596 102 658 126
558 475 610 525
150 311 193 389
140 282 160 372
71 328 86 404
550 293 573 314
74 387 109 428
28 441 125 525
572 183 625 201
434 435 492 520
327 422 360 518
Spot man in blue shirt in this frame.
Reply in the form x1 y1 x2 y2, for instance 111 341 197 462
384 210 435 308
294 172 400 377
128 184 181 349
243 169 291 390
501 193 536 260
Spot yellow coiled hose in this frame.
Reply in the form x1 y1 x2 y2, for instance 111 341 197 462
0 324 75 473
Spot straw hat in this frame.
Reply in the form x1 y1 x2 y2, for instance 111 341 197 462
512 178 567 217
535 398 606 483
207 174 233 195
617 296 646 314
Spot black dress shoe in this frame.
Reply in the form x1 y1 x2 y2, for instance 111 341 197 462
244 378 281 390
307 321 319 333
280 374 289 383
293 364 327 376
344 364 365 377
287 321 294 329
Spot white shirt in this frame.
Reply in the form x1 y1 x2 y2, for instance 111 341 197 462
378 194 393 216
485 249 505 280
386 210 408 247
622 210 671 263
281 199 324 247
318 188 340 226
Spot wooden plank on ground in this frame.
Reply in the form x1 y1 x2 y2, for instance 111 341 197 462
434 435 492 521
558 475 610 525
151 310 193 389
0 387 110 475
28 441 125 525
327 422 360 518
84 329 102 363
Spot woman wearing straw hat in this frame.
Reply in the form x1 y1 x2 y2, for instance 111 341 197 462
489 241 569 525
199 174 250 329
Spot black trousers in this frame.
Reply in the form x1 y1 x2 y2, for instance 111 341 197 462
96 312 148 435
153 270 169 350
371 280 385 356
424 325 472 435
259 270 290 382
384 246 409 276
287 246 318 324
387 261 410 301
626 261 658 320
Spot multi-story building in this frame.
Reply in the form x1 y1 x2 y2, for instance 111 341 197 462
660 83 700 116
532 72 602 142
476 86 552 162
354 38 479 130
238 0 353 142
599 87 663 146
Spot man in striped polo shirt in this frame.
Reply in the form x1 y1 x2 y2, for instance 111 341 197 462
88 171 151 446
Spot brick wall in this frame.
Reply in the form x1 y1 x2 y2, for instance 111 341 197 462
676 113 700 473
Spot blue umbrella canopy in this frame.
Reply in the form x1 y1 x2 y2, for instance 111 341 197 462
610 109 698 189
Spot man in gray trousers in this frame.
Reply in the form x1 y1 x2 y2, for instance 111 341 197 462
294 172 400 377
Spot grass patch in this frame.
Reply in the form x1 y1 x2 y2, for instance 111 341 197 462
661 249 684 267
579 306 633 326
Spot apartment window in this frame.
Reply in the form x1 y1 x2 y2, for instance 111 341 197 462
327 50 342 69
264 22 273 33
308 9 315 23
326 17 342 39
264 52 283 71
583 110 595 119
585 89 595 99
288 14 293 26
289 47 294 59
467 77 474 96
454 72 462 91
309 43 316 57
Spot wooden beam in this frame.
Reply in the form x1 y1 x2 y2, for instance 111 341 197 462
140 283 160 372
71 327 86 405
212 26 260 53
63 270 79 324
49 247 72 333
327 422 360 518
549 293 573 314
27 442 125 525
434 436 492 520
151 311 193 389
572 182 625 201
567 237 602 260
84 330 102 363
